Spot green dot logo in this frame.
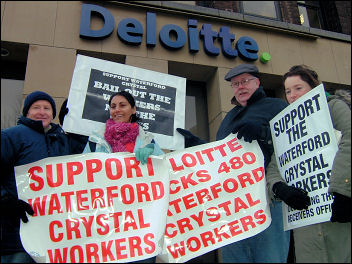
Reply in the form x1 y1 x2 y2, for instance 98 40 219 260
260 52 271 63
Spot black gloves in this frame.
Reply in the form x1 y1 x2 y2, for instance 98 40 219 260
273 182 311 210
330 192 352 223
59 98 69 126
176 128 206 148
1 198 34 225
232 121 262 143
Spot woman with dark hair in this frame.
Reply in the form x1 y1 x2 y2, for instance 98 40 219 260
83 91 163 164
267 65 351 263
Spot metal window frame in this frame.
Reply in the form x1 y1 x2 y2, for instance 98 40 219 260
240 1 282 21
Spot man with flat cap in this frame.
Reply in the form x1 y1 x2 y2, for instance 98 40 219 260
178 63 310 262
218 64 311 263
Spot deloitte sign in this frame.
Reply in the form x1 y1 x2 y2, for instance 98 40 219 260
80 4 259 61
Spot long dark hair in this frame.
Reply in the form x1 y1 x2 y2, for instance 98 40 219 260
108 91 140 123
283 65 320 89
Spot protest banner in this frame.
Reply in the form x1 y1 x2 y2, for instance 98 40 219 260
158 134 271 263
269 84 339 231
15 152 170 263
62 54 186 150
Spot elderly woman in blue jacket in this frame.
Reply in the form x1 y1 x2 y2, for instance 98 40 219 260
83 90 163 163
1 91 71 263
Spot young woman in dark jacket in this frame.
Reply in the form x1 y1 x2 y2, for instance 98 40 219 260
1 91 71 263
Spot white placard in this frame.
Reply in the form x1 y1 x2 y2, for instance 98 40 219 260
270 84 338 231
63 55 186 150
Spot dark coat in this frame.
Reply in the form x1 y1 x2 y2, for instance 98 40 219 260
1 116 71 254
216 86 288 168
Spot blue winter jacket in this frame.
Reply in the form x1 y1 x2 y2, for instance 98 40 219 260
1 116 71 254
216 86 288 168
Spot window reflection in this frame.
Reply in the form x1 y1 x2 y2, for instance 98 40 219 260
242 1 278 19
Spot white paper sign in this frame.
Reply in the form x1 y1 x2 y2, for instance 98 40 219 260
63 54 186 150
159 134 271 263
15 152 170 263
270 84 339 231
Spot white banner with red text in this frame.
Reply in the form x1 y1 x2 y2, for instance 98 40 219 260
15 152 170 263
15 134 271 263
158 134 271 263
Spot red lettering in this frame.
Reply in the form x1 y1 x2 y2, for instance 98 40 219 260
228 219 243 236
237 172 255 188
76 190 89 210
234 197 249 213
124 157 142 178
86 243 99 263
101 240 115 262
28 166 44 191
106 186 118 207
252 167 264 182
254 209 266 224
110 212 122 233
129 236 142 257
49 220 63 242
206 207 220 222
181 153 197 168
169 158 184 171
196 170 211 182
195 188 212 204
177 217 193 234
227 137 243 152
48 193 63 215
245 193 260 207
120 185 135 204
170 180 181 194
136 183 151 202
48 247 68 263
29 195 47 216
70 245 84 263
214 144 227 157
105 158 123 180
200 231 216 247
214 224 231 241
61 191 74 212
81 215 94 237
180 173 198 189
47 164 63 188
187 236 201 252
182 193 197 210
165 223 177 238
144 233 155 254
151 181 164 200
86 159 102 183
115 238 128 259
138 209 150 228
90 188 105 208
240 215 256 231
66 162 83 185
97 214 109 235
66 218 81 240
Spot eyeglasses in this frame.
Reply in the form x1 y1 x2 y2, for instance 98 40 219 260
231 78 257 88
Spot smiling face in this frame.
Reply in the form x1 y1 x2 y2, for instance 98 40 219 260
109 95 136 123
26 100 53 128
284 75 312 104
231 73 260 106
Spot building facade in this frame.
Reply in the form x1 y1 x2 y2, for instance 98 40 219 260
1 1 351 141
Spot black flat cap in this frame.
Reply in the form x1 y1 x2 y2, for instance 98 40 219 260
224 64 259 81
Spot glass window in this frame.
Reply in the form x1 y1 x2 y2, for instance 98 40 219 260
242 1 278 19
297 1 322 29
